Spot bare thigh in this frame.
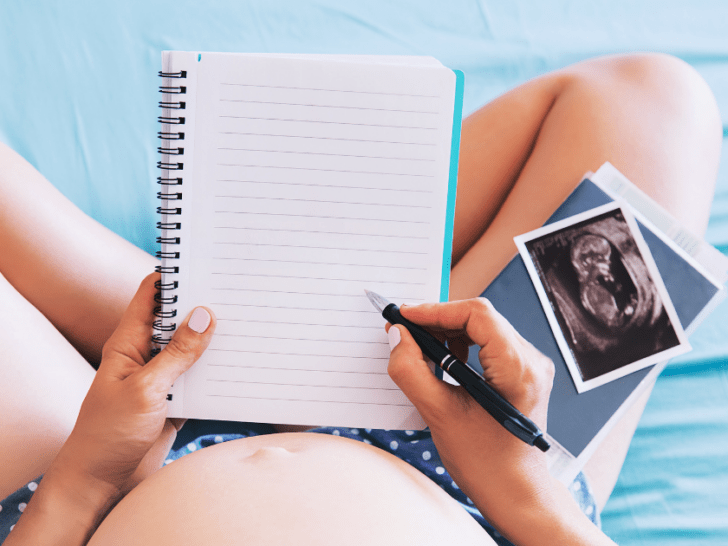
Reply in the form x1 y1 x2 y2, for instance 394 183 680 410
0 143 157 365
448 53 722 509
0 271 95 499
0 143 158 498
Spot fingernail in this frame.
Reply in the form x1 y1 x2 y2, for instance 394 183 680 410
388 326 401 351
188 307 211 334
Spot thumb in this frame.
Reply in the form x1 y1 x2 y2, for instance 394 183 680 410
137 306 216 391
387 324 456 422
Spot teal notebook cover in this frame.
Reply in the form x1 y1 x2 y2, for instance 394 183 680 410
441 68 464 303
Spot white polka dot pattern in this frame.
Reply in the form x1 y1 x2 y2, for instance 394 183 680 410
0 427 600 545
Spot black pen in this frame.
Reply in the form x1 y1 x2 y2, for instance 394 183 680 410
365 290 550 452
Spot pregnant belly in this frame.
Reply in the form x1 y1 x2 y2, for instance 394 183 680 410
88 432 490 546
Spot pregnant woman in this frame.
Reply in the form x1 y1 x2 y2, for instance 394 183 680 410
0 53 721 545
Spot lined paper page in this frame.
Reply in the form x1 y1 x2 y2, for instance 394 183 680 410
174 53 457 428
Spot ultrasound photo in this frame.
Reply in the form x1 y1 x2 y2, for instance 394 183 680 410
515 203 690 393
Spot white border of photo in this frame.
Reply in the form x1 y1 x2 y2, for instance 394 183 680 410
515 201 691 393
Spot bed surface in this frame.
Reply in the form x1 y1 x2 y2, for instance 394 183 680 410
1 1 727 543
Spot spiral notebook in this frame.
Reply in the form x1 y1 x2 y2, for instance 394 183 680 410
154 51 463 429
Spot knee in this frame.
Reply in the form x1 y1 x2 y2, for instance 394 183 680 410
616 54 718 114
578 53 722 148
551 53 721 234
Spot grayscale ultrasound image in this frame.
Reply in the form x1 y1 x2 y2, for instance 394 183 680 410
524 208 681 382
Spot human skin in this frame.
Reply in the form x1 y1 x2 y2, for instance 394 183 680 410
8 277 612 546
87 434 490 546
0 52 721 543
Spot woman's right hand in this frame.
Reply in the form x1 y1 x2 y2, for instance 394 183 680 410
386 298 615 545
385 298 554 515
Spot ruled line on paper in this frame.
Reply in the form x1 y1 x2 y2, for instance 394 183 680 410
214 318 383 329
217 147 435 162
205 394 412 407
207 379 398 391
218 116 438 131
210 287 425 298
211 242 428 255
219 99 438 115
209 273 426 285
219 82 440 99
211 226 429 239
215 179 433 193
218 132 437 146
213 195 433 209
208 363 387 373
211 258 427 271
217 163 434 177
214 333 388 345
207 348 389 360
213 210 429 224
209 302 383 312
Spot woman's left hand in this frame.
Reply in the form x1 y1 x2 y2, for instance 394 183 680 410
50 272 216 495
7 273 217 546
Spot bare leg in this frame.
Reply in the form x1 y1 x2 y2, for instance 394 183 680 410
0 143 158 498
449 53 722 509
0 143 157 364
1 53 720 509
0 272 95 499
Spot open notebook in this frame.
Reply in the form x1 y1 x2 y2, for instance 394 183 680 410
155 52 463 428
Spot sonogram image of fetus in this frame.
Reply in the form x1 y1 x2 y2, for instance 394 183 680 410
524 208 681 383
570 234 639 331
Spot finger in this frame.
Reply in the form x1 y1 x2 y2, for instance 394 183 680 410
169 418 187 432
398 304 459 338
387 313 452 347
102 272 159 364
396 305 473 361
386 324 458 422
447 335 471 363
401 300 553 422
136 306 217 392
400 298 517 357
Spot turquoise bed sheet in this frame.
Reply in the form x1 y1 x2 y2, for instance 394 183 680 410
1 1 727 543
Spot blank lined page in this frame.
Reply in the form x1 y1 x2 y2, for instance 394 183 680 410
173 53 457 428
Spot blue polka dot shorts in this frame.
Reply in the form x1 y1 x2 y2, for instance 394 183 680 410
0 426 599 545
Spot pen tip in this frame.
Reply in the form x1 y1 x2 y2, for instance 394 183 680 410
364 290 390 313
